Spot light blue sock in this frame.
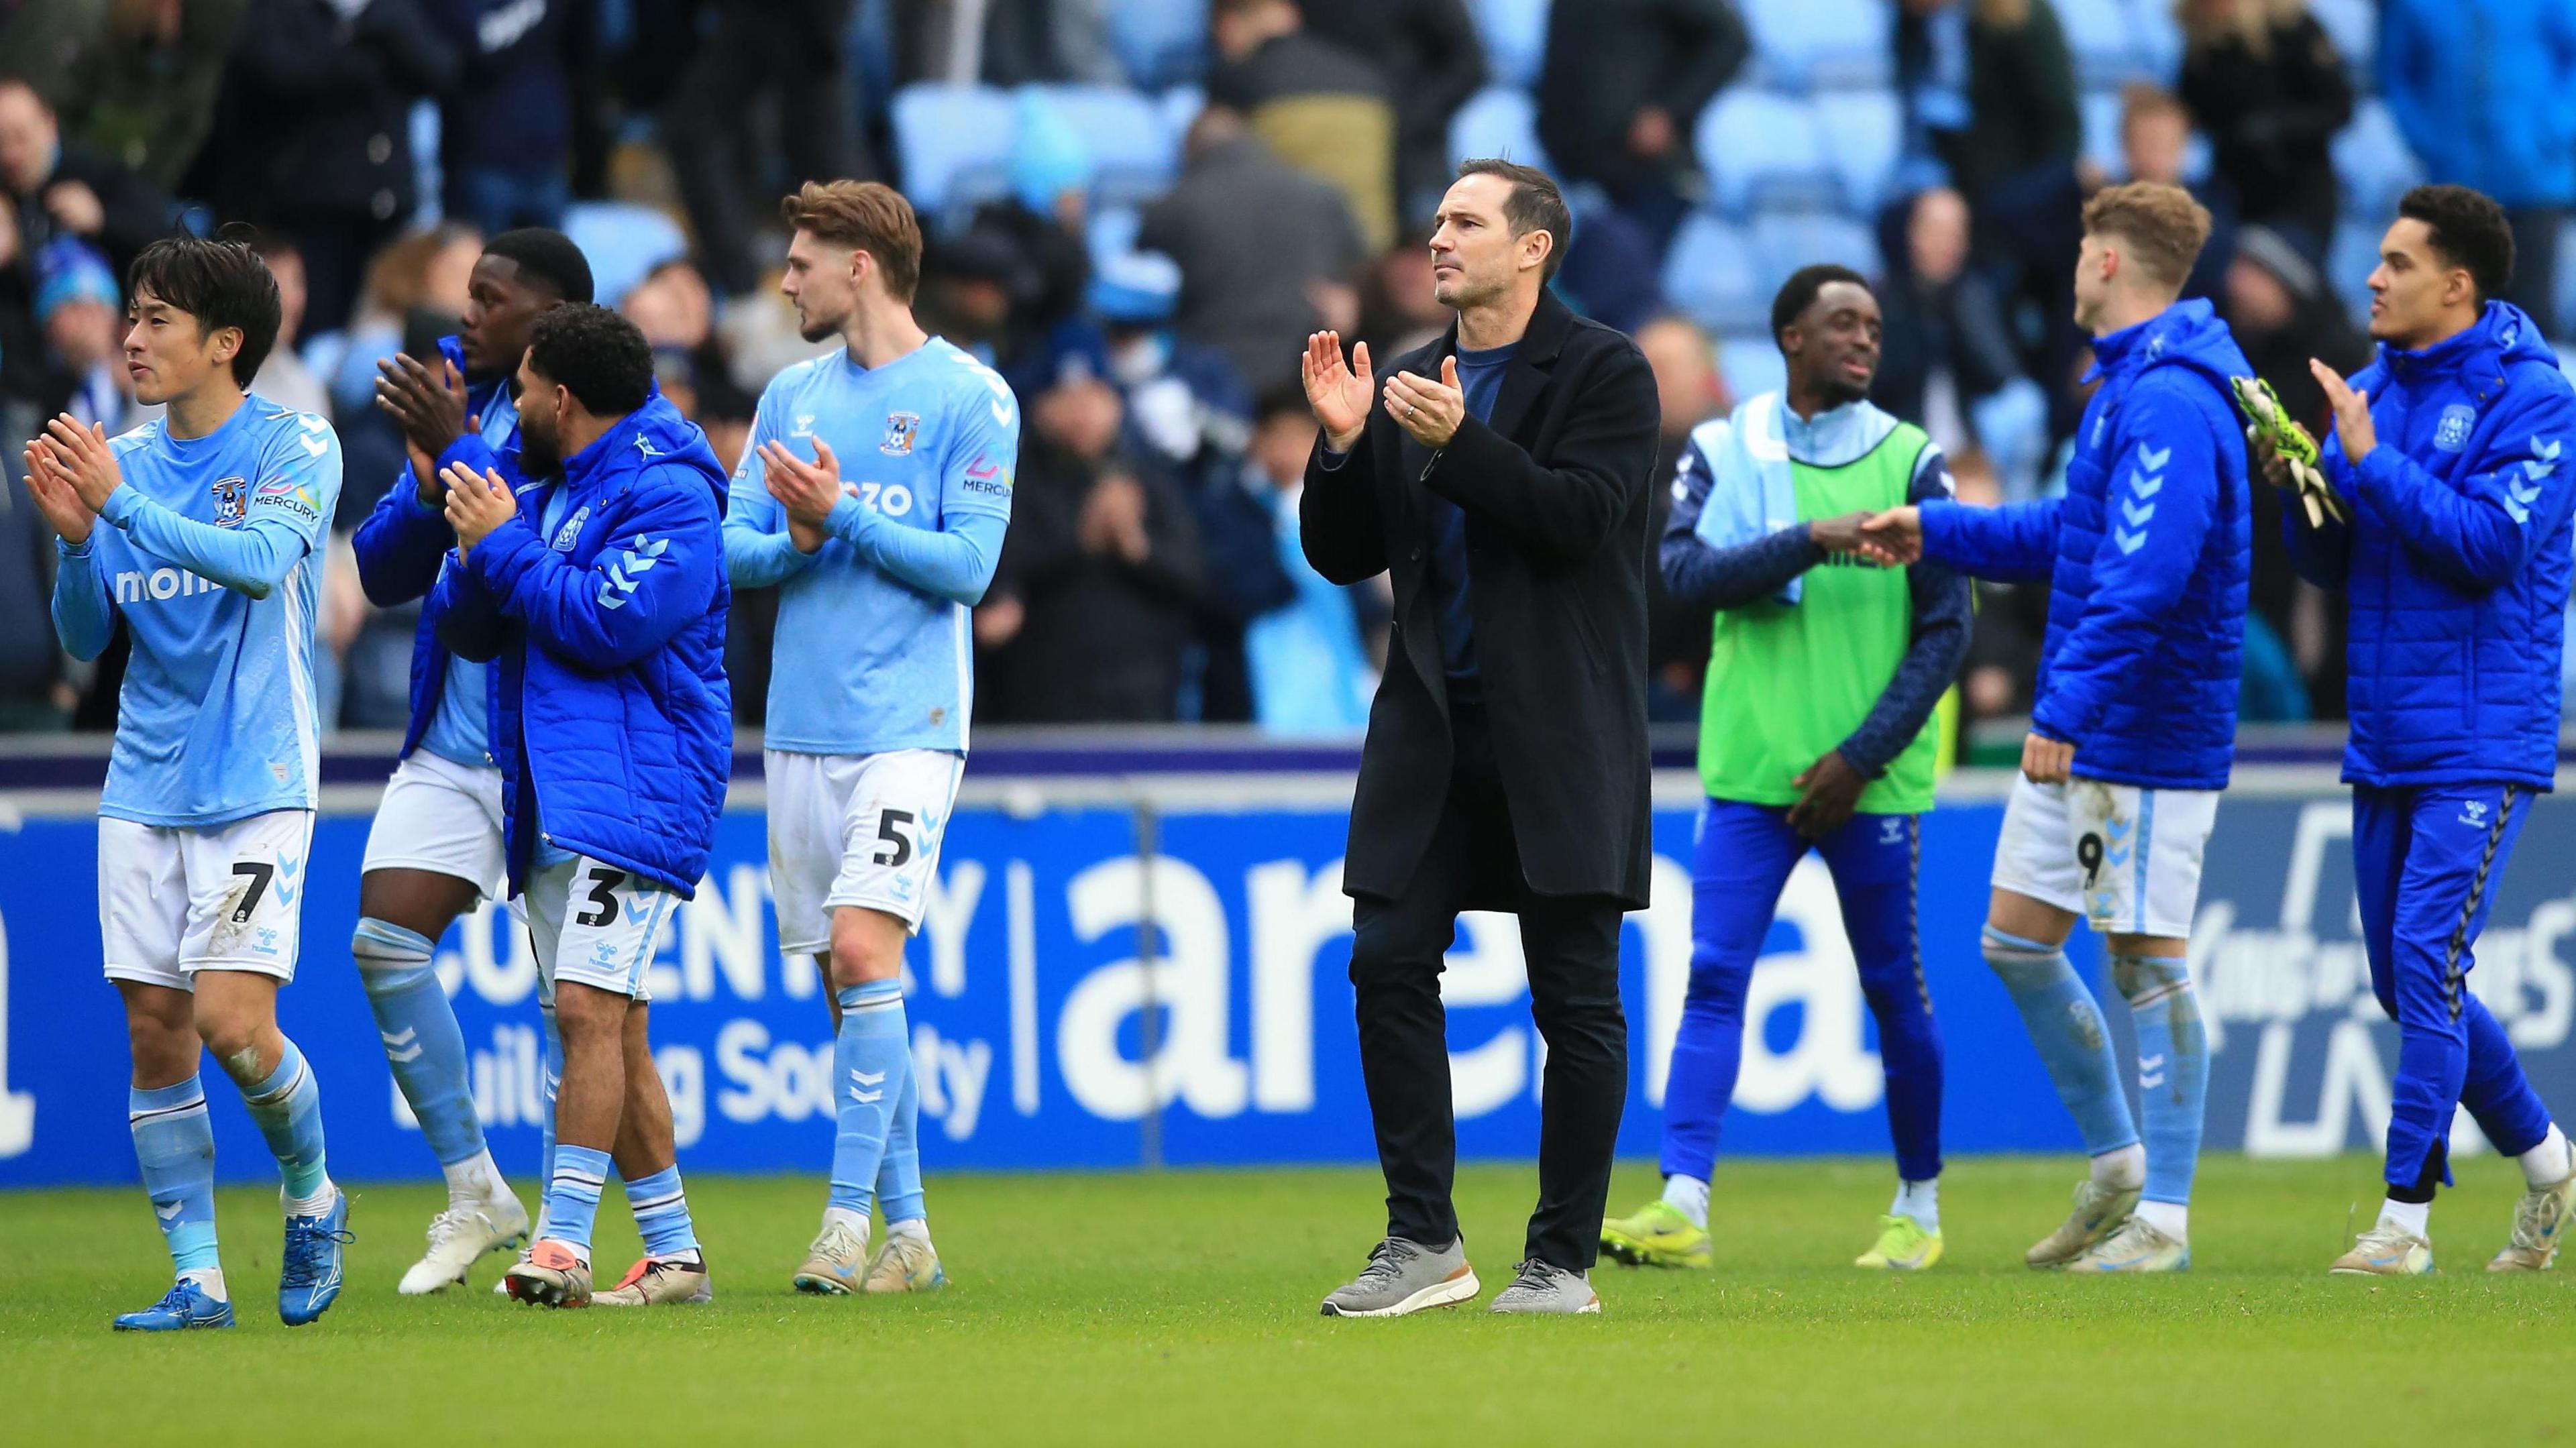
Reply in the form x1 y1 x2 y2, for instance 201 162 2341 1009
877 1050 926 1226
828 981 908 1218
544 1144 611 1254
535 985 561 1235
2114 954 2207 1207
237 1037 331 1204
1982 928 2139 1156
627 1165 700 1258
354 917 485 1168
129 1077 221 1277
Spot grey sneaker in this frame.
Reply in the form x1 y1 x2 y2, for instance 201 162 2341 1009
1489 1258 1601 1315
1319 1237 1480 1317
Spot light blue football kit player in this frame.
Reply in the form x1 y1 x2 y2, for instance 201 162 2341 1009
726 186 1017 1294
38 243 353 1333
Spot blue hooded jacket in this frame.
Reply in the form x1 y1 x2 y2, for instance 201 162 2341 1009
2286 302 2576 791
2381 0 2576 209
1921 298 2253 790
350 335 515 761
431 391 733 897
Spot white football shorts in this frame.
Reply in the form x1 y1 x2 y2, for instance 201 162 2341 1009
101 809 318 988
359 749 508 900
524 853 680 1001
767 748 966 952
1991 775 2220 940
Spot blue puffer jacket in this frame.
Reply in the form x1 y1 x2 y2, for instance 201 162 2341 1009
2286 302 2576 791
350 335 511 760
1922 298 2252 789
431 392 732 897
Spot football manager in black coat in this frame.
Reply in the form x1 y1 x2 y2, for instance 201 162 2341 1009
1300 158 1660 1317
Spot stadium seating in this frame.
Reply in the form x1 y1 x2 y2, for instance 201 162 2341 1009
1697 90 1838 215
1812 89 1902 215
1029 85 1179 207
1662 212 1768 333
891 84 1018 219
2308 0 2377 82
1470 0 1552 91
564 201 688 309
1718 331 1790 400
1748 211 1880 297
2330 98 2424 221
1448 86 1552 171
1108 0 1209 91
1739 0 1893 92
2058 0 2163 89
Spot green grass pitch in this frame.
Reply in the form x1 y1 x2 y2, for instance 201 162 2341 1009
7 1154 2573 1445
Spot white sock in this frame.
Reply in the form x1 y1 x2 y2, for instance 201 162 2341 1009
180 1266 229 1302
442 1149 508 1206
2519 1123 2573 1187
822 1205 871 1239
2378 1197 2431 1239
888 1217 931 1245
2132 1199 2188 1242
282 1178 337 1221
2090 1144 2147 1192
1661 1174 1710 1229
1890 1178 1939 1233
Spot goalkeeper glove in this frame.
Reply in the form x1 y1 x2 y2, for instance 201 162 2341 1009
2231 375 2347 526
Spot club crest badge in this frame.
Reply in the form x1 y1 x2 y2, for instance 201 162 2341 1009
211 476 247 528
553 504 592 551
881 411 921 456
2436 404 2477 452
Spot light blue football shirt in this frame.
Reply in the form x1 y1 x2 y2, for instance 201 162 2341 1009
417 390 519 769
725 336 1018 756
66 394 343 827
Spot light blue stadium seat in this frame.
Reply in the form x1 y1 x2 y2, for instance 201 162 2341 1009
891 84 1016 219
1812 89 1902 215
1472 0 1552 90
1108 0 1208 90
1158 85 1205 149
2058 0 2151 88
2309 0 2375 82
1697 90 1837 215
2331 98 2423 219
2327 217 2381 321
1749 211 1880 298
2129 0 2183 85
1662 213 1768 333
1719 332 1790 401
1449 87 1551 170
564 201 687 309
2080 88 2126 179
1089 206 1143 270
1740 0 1892 91
1028 85 1176 207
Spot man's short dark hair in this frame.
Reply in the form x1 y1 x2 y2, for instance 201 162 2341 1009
527 303 653 416
482 227 595 304
1454 158 1571 283
1254 380 1311 425
127 235 282 386
2398 184 2516 307
1770 264 1872 343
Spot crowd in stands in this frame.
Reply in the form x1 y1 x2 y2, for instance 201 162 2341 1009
4 0 2573 744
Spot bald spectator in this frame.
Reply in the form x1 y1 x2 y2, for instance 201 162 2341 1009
1874 187 2021 447
1208 0 1398 253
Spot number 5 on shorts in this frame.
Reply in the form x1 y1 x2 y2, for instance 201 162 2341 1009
874 810 915 868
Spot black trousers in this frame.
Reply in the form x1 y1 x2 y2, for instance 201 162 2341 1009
1347 704 1628 1272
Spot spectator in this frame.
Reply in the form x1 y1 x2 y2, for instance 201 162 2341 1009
1874 187 2023 452
979 355 1208 723
1208 0 1398 254
0 198 54 436
1537 0 1748 253
0 0 250 190
623 257 753 425
1356 229 1449 359
36 237 151 436
2380 0 2576 334
980 0 1122 84
1946 447 2049 720
1240 382 1377 732
1637 312 1730 721
1138 107 1366 395
2175 0 2353 264
2118 85 2233 301
0 76 174 282
248 232 331 420
324 222 481 428
917 228 1036 368
0 443 78 730
664 0 873 300
199 0 461 337
1087 249 1253 480
431 0 579 235
2221 222 2366 717
1297 0 1487 225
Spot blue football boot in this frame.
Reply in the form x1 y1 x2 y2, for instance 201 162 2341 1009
279 1189 353 1325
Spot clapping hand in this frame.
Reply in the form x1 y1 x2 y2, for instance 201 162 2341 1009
1301 331 1373 453
1385 356 1466 449
2310 357 2377 466
441 462 516 558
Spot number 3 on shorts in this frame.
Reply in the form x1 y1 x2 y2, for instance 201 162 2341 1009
577 867 626 927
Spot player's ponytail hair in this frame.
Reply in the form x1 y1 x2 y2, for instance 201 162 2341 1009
782 180 924 304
